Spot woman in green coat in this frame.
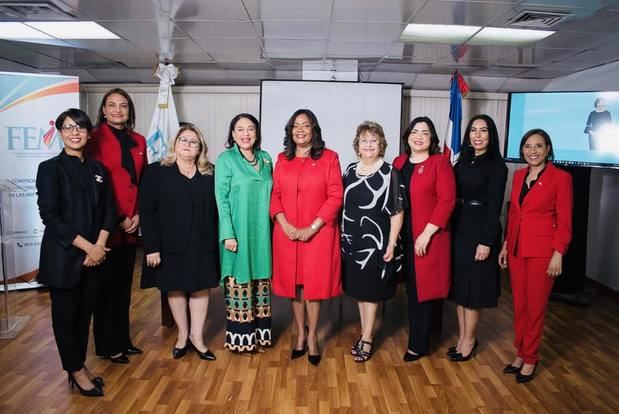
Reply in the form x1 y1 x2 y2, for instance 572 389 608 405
215 113 273 352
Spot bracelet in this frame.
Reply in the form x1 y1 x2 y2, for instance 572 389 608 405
311 222 319 231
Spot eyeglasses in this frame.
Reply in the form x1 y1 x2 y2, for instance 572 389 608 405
61 124 87 133
177 137 200 148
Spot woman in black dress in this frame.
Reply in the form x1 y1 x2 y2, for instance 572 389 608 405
584 97 612 150
140 125 219 361
448 115 507 361
341 121 404 362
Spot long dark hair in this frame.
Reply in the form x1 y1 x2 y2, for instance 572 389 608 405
401 116 441 156
226 113 261 150
283 109 325 160
458 114 501 165
96 88 136 130
519 128 554 161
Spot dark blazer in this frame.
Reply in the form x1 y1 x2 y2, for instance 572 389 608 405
36 151 116 288
505 163 573 258
138 162 218 286
393 153 456 302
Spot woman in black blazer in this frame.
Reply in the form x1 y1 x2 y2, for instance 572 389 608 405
139 124 219 360
36 108 116 397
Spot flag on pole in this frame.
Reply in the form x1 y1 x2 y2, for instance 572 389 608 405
443 70 469 164
146 63 180 162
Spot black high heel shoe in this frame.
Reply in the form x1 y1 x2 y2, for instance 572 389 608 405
68 372 104 397
126 345 143 355
446 346 458 357
307 338 321 366
449 339 478 362
189 340 216 361
516 362 538 383
351 336 362 356
403 350 424 362
172 341 191 359
291 341 307 360
107 353 130 364
503 363 522 374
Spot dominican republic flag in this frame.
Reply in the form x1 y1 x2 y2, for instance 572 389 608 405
146 63 180 162
443 70 469 164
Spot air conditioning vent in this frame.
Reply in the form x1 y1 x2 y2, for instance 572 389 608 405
508 10 572 28
0 1 75 20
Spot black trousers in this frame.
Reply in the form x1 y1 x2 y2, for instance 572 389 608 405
404 244 438 355
93 243 136 355
49 267 99 372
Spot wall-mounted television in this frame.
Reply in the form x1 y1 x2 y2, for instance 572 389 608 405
506 91 619 169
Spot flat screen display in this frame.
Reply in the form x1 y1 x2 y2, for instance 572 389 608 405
506 91 619 168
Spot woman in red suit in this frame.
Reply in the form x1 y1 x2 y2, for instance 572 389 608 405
270 109 343 366
86 88 148 363
499 128 573 383
393 116 456 361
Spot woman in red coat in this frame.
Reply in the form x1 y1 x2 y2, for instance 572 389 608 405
86 88 148 363
393 116 456 362
499 129 573 383
270 109 343 366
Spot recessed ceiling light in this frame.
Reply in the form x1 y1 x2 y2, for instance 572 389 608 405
0 22 53 40
400 24 480 44
25 21 119 39
400 23 554 46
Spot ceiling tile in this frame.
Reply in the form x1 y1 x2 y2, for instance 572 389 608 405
263 39 326 58
176 21 257 38
98 20 187 39
61 0 162 20
327 41 394 57
553 9 619 34
173 0 256 21
332 0 425 22
411 1 515 26
253 0 332 21
330 22 405 42
193 37 263 56
261 20 329 39
128 38 203 54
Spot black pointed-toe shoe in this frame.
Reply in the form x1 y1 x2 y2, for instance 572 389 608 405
68 373 104 397
503 363 522 374
190 341 216 361
126 345 143 355
403 350 424 362
516 363 538 383
107 354 130 364
172 342 191 359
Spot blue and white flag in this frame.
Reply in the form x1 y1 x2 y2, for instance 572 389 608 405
443 70 468 165
146 64 180 162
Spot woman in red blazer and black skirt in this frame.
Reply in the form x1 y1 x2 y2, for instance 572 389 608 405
86 88 148 363
393 116 456 361
499 128 573 383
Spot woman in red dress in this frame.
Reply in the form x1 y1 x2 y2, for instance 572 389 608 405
270 109 343 366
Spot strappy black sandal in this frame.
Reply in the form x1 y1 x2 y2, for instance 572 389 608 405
350 336 362 356
354 339 373 363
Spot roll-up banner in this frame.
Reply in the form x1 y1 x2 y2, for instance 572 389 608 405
0 72 79 289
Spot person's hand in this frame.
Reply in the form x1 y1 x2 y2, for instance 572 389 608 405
282 222 299 241
119 216 132 231
383 244 395 262
414 230 432 257
84 244 108 266
126 214 139 233
146 252 161 267
546 251 563 278
224 238 238 252
475 244 490 261
297 226 318 242
498 243 508 269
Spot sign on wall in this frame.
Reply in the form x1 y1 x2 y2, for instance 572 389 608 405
0 72 79 286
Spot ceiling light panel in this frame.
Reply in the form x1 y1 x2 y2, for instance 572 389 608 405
0 22 53 39
26 21 120 39
469 27 555 46
400 24 480 44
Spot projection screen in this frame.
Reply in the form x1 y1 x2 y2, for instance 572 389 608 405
260 80 403 169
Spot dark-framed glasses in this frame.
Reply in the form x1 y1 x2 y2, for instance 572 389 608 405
178 137 200 148
61 124 87 133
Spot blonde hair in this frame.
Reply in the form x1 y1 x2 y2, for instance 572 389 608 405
353 121 387 158
161 124 214 175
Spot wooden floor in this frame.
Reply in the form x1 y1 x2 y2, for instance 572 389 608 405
1 254 618 413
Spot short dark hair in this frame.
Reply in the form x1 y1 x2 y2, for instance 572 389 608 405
594 97 605 108
283 109 325 160
458 114 501 165
55 108 93 133
226 113 261 150
519 128 554 161
97 88 136 129
401 116 441 156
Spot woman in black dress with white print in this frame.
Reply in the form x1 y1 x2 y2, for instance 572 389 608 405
341 121 405 362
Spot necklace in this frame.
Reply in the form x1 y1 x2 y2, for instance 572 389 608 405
239 150 258 166
356 159 382 176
